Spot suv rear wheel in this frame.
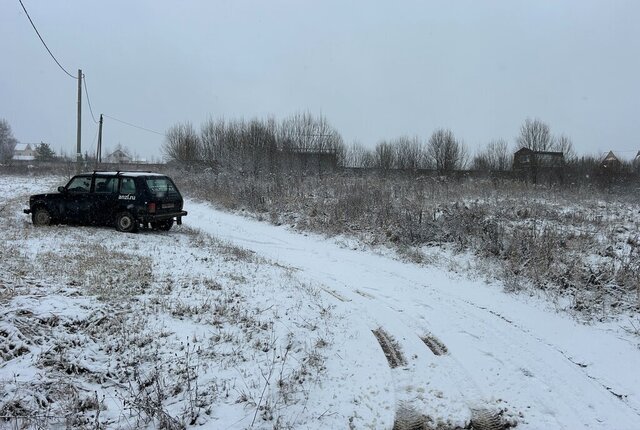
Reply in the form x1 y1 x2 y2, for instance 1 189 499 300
115 211 138 233
32 208 52 226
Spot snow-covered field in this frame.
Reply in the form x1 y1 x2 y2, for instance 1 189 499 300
1 174 640 429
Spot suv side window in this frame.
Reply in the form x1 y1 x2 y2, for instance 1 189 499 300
120 177 136 194
67 176 92 193
94 177 117 193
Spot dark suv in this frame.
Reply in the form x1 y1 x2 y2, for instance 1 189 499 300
24 171 187 232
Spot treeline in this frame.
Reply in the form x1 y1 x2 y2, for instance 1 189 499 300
163 112 472 175
341 118 639 180
162 112 344 174
163 115 640 179
344 128 468 174
343 118 575 173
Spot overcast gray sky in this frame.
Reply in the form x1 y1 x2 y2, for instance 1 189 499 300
2 0 639 161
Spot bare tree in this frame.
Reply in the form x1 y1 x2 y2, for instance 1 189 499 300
167 113 346 174
517 118 553 151
488 139 510 170
374 140 396 170
426 129 467 175
200 117 227 167
334 139 347 167
276 112 344 174
473 139 510 171
246 118 278 174
345 141 375 168
393 136 424 170
554 134 576 163
163 122 201 165
0 119 18 164
277 112 343 153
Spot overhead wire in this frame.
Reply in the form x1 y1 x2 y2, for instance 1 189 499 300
82 74 98 124
84 75 163 138
18 0 165 143
17 0 76 79
84 79 165 137
102 114 166 137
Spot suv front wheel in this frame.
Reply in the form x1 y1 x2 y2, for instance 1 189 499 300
32 207 52 226
115 211 139 233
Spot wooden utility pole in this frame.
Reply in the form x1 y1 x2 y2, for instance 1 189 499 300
97 113 103 165
76 69 82 170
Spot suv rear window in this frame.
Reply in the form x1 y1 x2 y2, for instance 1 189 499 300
145 177 179 198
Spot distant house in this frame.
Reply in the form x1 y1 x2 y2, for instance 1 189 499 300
284 147 338 172
104 149 132 164
600 151 622 172
12 143 37 161
513 147 565 184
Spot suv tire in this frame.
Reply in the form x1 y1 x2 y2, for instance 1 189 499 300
32 208 52 226
116 211 138 233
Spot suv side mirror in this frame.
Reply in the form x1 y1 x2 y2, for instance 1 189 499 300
58 186 66 193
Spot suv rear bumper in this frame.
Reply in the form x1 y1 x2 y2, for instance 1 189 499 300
140 210 188 224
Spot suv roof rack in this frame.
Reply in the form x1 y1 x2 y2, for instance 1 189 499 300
89 170 155 175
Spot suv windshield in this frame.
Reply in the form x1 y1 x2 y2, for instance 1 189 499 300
146 177 179 198
67 176 92 193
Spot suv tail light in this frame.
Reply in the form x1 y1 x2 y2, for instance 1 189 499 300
148 202 156 213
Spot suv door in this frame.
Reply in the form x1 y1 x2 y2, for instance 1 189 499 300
63 175 93 223
117 176 139 211
92 176 120 224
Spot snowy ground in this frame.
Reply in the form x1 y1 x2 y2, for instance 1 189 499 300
2 174 640 429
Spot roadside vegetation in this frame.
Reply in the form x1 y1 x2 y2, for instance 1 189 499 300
182 171 640 323
0 177 335 429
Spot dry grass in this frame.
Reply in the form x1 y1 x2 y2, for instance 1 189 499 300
183 170 640 320
0 183 334 429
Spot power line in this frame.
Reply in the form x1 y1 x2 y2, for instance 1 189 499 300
81 75 165 138
103 114 166 137
17 0 164 142
82 74 98 124
17 0 76 80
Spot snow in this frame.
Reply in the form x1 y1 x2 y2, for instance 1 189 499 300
186 199 640 429
1 174 640 429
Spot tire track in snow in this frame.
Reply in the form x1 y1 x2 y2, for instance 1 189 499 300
462 300 640 416
372 328 407 368
316 285 512 429
420 333 449 356
406 289 640 427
